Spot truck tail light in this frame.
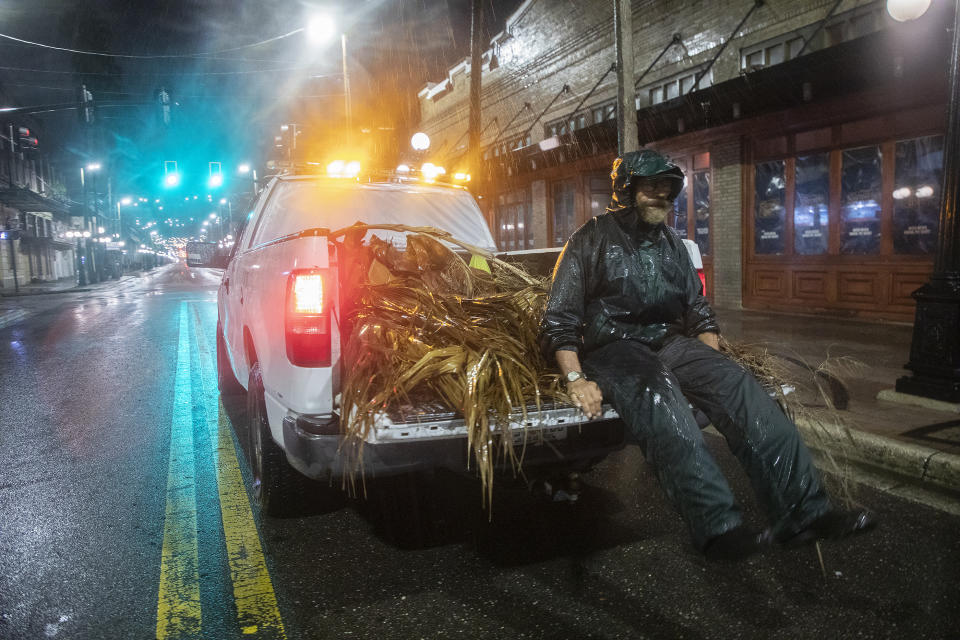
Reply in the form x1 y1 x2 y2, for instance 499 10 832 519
286 269 331 367
698 270 707 297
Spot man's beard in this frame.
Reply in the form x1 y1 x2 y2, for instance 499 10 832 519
638 202 670 225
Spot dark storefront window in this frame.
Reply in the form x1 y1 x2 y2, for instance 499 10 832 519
893 135 943 254
693 170 710 255
754 160 786 254
672 175 688 239
840 145 882 254
589 177 612 217
551 180 576 246
794 153 830 255
497 189 533 251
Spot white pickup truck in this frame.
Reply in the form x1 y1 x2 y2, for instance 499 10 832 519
189 175 632 517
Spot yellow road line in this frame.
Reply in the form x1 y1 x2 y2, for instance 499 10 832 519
157 302 202 638
191 304 287 638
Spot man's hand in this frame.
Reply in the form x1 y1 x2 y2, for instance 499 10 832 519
697 331 720 351
567 378 603 419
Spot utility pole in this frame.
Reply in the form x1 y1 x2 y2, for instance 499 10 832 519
79 167 87 286
895 0 960 403
468 0 484 194
614 0 638 155
6 123 15 188
341 35 352 134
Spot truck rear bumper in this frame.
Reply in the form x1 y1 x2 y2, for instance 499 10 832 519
282 413 626 482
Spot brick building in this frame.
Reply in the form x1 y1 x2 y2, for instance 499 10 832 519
416 0 950 321
0 122 76 290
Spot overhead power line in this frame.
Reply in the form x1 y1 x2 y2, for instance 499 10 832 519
0 64 340 78
0 28 305 59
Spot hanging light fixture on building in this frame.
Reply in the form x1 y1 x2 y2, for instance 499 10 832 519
885 0 931 22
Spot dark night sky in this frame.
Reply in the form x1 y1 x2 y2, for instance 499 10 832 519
0 0 522 197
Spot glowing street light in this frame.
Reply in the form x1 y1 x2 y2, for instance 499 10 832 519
886 0 931 22
306 14 336 43
411 132 431 151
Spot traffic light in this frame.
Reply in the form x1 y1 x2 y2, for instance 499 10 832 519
78 85 94 124
208 162 222 188
17 126 38 150
158 87 171 126
163 160 180 188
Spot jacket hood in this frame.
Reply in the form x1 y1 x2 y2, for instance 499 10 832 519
607 149 685 213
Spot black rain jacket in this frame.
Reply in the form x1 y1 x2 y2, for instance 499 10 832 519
539 149 718 361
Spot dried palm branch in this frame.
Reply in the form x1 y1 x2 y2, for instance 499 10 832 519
333 224 562 507
719 337 863 506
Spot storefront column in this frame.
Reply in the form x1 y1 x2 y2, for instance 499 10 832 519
710 138 743 309
531 179 549 249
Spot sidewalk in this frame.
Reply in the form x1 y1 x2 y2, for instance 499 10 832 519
715 306 960 512
0 271 141 331
0 275 84 297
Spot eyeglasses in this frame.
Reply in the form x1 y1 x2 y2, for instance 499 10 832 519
634 177 677 194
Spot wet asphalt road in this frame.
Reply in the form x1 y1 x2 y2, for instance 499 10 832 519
1 263 959 640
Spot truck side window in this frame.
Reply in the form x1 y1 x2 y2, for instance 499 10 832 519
230 215 251 259
246 183 285 249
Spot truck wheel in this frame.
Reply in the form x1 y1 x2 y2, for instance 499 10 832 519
247 363 307 517
216 322 245 397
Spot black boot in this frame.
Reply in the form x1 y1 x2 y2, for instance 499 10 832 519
704 525 763 561
780 509 877 547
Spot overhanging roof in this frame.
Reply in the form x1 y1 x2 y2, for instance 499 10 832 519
0 186 74 216
484 24 951 178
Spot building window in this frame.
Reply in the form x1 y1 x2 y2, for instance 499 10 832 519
840 145 882 255
545 113 592 140
672 172 689 239
588 177 612 217
643 68 712 107
551 180 576 246
827 5 883 45
740 4 882 72
893 135 943 255
497 189 533 251
752 131 944 261
693 170 711 256
668 154 710 249
741 35 805 71
754 160 787 255
591 102 616 124
794 153 830 255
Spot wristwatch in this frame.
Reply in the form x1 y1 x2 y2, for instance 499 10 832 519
565 371 586 384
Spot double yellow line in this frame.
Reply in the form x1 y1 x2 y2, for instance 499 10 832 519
156 301 286 639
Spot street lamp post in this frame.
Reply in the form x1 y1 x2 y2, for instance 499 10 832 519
341 33 352 132
895 0 960 402
307 14 352 131
78 166 90 286
117 197 131 237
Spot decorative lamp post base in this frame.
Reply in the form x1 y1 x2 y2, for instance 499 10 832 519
895 274 960 403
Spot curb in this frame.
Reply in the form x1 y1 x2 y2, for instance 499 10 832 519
796 416 960 495
0 287 91 297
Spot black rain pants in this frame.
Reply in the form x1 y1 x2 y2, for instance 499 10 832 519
581 336 832 550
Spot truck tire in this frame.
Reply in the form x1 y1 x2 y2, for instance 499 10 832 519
247 363 309 517
216 322 245 397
